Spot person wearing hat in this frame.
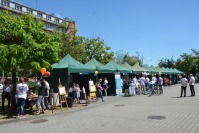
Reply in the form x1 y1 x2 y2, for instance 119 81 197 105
189 74 195 96
180 74 188 97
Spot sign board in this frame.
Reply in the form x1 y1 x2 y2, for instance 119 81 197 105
58 86 66 95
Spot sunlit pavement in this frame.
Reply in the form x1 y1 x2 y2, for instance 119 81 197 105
0 83 199 133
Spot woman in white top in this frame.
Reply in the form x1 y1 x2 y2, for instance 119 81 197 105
16 77 29 119
75 84 81 103
2 79 12 112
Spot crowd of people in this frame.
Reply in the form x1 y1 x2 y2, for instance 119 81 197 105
122 74 163 96
0 73 197 119
68 77 109 103
0 76 51 119
180 74 196 97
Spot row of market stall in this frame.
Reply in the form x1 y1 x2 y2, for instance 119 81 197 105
47 54 183 96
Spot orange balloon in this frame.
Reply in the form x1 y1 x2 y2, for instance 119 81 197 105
40 68 46 75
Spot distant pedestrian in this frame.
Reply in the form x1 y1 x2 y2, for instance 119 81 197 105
158 74 163 94
180 75 188 97
103 78 109 96
140 75 145 94
189 74 195 96
75 84 80 103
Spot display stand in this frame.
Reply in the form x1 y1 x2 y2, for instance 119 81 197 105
58 78 68 110
88 80 97 103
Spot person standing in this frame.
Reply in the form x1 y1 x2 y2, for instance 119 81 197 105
158 74 163 94
145 76 150 93
189 74 195 96
44 79 50 109
2 79 12 112
36 79 46 115
75 84 81 103
140 75 146 94
103 78 109 96
16 77 29 119
180 75 188 97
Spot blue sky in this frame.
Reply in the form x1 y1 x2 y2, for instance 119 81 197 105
16 0 199 66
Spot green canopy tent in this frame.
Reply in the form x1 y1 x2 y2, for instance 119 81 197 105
161 67 172 74
105 61 131 96
150 66 163 74
49 54 95 93
52 54 94 73
142 65 159 74
85 58 115 73
165 67 175 74
173 68 184 74
105 60 131 73
131 62 149 74
121 62 134 71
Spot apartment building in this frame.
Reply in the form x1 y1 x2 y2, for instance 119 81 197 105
0 0 75 34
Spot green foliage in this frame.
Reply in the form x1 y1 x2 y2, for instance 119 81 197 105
175 49 199 75
84 37 114 64
114 50 142 66
158 58 175 68
0 11 61 74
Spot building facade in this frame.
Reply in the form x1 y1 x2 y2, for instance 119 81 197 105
0 0 75 34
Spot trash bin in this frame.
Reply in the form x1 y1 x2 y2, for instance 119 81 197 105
66 97 73 107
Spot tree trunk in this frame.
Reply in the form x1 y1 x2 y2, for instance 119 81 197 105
11 70 17 110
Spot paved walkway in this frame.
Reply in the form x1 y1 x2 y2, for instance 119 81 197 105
0 83 199 133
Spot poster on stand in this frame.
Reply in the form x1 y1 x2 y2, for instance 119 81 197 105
115 73 122 96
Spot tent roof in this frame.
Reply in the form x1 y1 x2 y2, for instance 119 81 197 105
173 68 184 74
131 62 150 73
122 62 134 71
142 65 159 74
105 61 131 73
85 58 114 73
51 54 94 73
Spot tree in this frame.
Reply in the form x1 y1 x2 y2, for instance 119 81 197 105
175 49 199 75
57 29 87 63
125 56 139 66
114 50 143 66
0 11 61 106
84 37 114 64
114 50 128 64
158 58 175 68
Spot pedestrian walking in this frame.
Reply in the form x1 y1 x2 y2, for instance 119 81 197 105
103 77 109 96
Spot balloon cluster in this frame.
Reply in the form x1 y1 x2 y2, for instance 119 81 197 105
40 68 51 77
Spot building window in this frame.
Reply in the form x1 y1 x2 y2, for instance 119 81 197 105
27 8 33 14
45 23 51 29
55 18 59 23
15 5 22 11
2 0 10 7
37 12 42 18
46 15 51 21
